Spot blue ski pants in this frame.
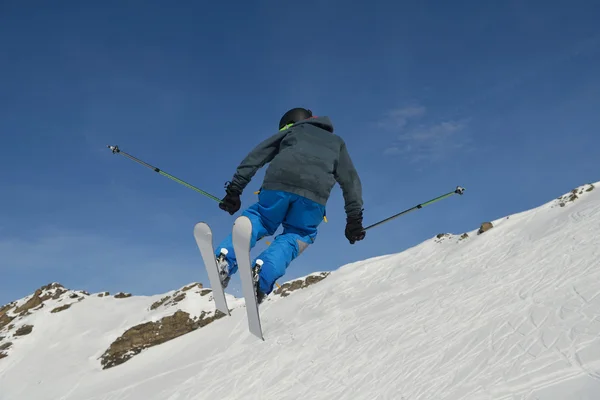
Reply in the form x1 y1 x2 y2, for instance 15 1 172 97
215 189 326 295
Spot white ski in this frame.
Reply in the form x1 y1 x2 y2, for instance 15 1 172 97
232 215 264 340
193 222 230 316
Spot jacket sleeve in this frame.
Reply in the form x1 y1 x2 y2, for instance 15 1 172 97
334 142 364 219
229 130 288 193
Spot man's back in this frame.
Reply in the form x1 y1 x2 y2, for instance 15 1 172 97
229 115 363 219
263 116 346 206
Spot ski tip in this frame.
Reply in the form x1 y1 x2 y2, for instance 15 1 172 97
193 222 211 234
234 215 253 227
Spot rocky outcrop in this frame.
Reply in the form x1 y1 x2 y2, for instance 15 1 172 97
150 291 186 310
556 184 595 207
1 283 84 332
434 233 452 243
173 293 186 303
97 292 110 297
14 283 66 315
0 283 99 360
114 292 132 299
460 233 469 240
0 341 12 351
15 324 33 336
0 303 16 330
149 283 206 311
273 272 330 298
0 334 8 359
478 222 493 235
560 190 579 206
100 309 225 369
51 304 72 313
150 296 171 310
182 283 202 292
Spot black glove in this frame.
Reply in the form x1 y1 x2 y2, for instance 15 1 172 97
345 212 366 244
218 182 241 215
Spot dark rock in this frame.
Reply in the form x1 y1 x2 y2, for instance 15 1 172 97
0 314 15 330
100 309 225 369
556 185 594 207
0 302 15 314
273 272 330 298
200 289 212 297
150 296 171 310
172 293 186 304
51 304 72 313
114 292 132 299
15 324 33 336
182 283 203 291
14 293 43 314
478 222 493 235
41 283 65 291
434 233 452 243
0 304 16 330
151 291 187 310
12 284 68 316
0 342 12 351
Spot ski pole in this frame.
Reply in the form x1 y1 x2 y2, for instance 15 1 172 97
363 186 465 231
107 145 222 203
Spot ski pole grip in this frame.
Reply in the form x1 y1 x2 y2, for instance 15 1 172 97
107 145 120 154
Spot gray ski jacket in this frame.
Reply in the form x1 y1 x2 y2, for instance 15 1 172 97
228 116 363 218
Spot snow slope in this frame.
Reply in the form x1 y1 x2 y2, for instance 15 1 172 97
1 182 600 400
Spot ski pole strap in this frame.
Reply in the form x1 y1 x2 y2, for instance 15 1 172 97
107 145 222 203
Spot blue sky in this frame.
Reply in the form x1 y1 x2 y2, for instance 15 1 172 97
1 1 599 305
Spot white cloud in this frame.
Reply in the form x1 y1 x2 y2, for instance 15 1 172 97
384 116 471 162
383 147 403 156
379 105 426 130
398 120 467 143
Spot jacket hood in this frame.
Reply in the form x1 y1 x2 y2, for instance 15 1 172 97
293 116 334 133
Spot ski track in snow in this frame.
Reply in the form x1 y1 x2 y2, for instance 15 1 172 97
1 183 600 400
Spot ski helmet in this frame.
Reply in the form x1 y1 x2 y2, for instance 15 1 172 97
278 107 313 130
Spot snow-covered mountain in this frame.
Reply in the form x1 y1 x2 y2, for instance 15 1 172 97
1 182 599 400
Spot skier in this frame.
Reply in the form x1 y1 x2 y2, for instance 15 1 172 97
215 107 365 303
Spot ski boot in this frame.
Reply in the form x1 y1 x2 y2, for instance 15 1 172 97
216 248 231 288
253 259 266 304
